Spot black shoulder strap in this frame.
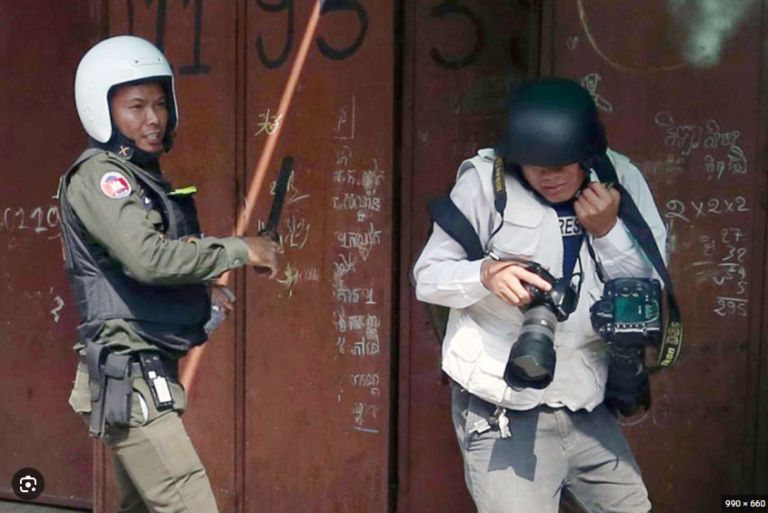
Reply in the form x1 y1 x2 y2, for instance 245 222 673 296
591 155 682 371
428 157 510 260
428 196 485 261
420 184 489 345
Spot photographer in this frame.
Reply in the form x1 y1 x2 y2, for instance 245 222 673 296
413 78 666 512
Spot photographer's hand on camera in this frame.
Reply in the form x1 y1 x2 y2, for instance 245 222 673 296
481 259 552 306
242 235 282 278
574 182 621 237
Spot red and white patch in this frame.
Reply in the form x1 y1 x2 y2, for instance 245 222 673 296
99 172 132 199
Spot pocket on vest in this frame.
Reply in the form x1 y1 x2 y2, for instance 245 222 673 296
558 343 610 410
490 207 543 258
443 313 484 387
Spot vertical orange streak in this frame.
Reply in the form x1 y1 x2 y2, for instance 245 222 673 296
181 0 324 392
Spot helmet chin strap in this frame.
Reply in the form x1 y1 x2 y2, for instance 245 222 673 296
94 129 166 168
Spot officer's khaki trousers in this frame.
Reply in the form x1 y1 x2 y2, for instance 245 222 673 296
70 365 219 513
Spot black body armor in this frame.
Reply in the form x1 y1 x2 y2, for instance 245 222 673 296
58 150 210 353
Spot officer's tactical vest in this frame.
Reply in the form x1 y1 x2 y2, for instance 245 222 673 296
58 149 210 352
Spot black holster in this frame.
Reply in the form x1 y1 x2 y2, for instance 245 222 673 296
86 343 133 438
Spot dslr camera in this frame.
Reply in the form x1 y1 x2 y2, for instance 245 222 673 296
503 260 580 390
590 278 662 416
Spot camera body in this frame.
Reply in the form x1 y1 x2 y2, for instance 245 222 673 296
590 278 663 416
504 260 580 390
522 261 580 322
590 278 662 346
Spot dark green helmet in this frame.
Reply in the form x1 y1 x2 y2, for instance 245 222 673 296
498 78 607 167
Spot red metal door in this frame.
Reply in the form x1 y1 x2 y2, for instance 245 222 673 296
0 2 96 509
547 1 768 509
243 1 394 511
400 1 768 512
399 1 541 511
6 1 768 512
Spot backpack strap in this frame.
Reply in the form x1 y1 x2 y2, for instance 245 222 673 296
415 150 499 345
429 150 510 261
457 150 497 210
427 196 485 261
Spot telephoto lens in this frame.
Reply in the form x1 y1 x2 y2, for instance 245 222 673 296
604 346 651 416
504 304 558 389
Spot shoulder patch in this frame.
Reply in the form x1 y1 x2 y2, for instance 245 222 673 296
100 171 132 199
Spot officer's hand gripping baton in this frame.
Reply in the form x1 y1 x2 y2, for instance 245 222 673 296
254 156 293 273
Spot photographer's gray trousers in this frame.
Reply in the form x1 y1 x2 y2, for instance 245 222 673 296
451 384 652 513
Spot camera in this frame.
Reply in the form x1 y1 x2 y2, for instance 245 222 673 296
590 278 663 416
590 278 662 346
504 261 580 390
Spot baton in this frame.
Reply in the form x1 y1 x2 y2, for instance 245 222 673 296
254 155 293 273
180 0 324 393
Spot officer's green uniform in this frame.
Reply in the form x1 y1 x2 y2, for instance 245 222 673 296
63 150 248 513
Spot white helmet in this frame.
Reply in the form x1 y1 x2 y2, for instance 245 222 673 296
74 35 179 144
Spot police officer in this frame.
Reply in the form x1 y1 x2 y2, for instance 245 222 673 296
413 79 666 512
59 36 280 512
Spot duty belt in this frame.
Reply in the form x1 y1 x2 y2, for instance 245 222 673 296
83 344 178 438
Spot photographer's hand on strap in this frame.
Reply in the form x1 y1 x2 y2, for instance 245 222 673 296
574 182 621 237
481 259 552 307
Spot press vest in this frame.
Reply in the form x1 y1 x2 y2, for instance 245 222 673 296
58 149 210 351
439 148 655 412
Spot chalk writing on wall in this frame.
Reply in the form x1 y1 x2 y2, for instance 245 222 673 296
0 205 60 237
576 0 687 73
329 95 388 434
581 73 613 113
651 106 754 326
654 112 747 179
255 108 283 136
0 205 61 250
257 162 317 298
665 193 751 319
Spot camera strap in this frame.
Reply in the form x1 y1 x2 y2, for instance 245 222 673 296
489 156 508 242
590 156 682 371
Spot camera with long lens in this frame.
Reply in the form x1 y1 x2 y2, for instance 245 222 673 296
503 261 580 390
590 278 662 416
